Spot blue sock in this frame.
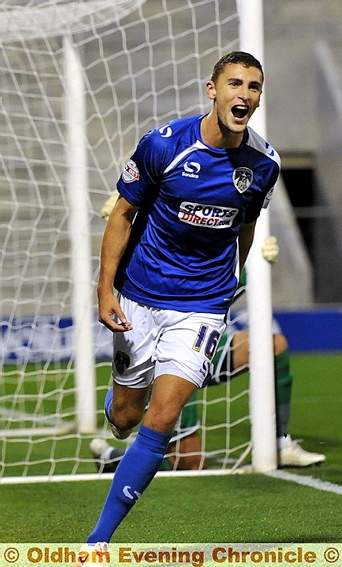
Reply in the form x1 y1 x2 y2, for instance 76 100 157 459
104 387 114 423
87 425 172 543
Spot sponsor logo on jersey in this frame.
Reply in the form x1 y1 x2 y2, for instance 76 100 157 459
182 161 201 179
178 201 238 229
159 125 172 137
233 167 253 193
122 159 140 183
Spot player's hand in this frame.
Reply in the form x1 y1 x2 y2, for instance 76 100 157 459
262 235 279 263
100 191 119 222
98 290 133 332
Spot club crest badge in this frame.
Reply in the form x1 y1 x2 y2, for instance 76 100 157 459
114 351 130 374
233 167 253 193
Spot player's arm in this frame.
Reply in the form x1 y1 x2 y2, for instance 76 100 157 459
97 195 139 332
238 220 256 273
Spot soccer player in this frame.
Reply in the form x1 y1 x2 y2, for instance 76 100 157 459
91 276 326 472
91 214 325 471
75 51 280 559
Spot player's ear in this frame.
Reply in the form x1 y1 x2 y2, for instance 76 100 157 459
206 80 216 100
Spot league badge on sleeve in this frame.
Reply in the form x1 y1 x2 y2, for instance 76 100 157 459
122 159 140 183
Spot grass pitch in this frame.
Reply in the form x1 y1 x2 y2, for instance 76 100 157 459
0 353 341 543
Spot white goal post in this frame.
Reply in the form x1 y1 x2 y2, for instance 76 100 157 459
0 0 276 482
237 0 277 472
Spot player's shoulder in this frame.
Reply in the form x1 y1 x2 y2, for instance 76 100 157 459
245 127 281 169
130 115 202 178
137 115 202 168
145 114 202 145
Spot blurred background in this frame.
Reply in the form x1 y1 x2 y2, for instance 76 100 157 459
263 0 342 307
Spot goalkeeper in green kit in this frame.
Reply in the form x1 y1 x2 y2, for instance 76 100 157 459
90 195 325 471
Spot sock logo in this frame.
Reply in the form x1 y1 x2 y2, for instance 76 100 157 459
123 485 142 502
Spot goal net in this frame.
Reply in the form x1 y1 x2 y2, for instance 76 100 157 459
0 0 269 482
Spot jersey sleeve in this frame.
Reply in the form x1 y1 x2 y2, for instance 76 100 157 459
262 161 279 209
116 128 168 206
243 160 280 223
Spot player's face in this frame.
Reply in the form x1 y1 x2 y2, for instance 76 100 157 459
207 63 263 135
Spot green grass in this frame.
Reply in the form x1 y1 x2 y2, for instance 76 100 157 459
1 475 341 543
0 363 111 476
1 353 341 543
284 353 342 485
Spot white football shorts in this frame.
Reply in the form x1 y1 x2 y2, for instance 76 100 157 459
111 295 226 388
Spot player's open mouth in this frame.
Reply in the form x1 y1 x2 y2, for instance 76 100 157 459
232 105 249 119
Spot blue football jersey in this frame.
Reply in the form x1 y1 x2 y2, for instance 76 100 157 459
115 114 280 314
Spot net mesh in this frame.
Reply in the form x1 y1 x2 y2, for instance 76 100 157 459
0 0 250 480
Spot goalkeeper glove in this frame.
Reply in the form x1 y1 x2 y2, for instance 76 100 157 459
100 190 119 222
262 235 279 263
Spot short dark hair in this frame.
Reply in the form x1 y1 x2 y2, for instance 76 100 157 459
210 51 264 83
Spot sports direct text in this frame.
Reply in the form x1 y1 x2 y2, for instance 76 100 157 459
1 544 342 566
178 202 238 229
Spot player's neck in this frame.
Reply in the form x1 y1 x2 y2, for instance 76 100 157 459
201 113 244 149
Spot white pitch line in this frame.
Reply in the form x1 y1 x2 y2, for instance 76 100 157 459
265 470 342 495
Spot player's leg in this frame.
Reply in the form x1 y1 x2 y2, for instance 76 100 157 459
166 394 202 470
143 310 224 472
104 382 149 439
86 373 196 545
104 297 157 439
272 334 326 466
89 431 203 474
167 431 202 470
216 331 293 439
230 331 292 437
144 306 225 458
87 382 149 474
89 439 125 473
90 394 202 472
83 304 223 545
272 333 292 439
230 331 326 467
143 374 197 432
144 376 200 469
82 298 163 545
